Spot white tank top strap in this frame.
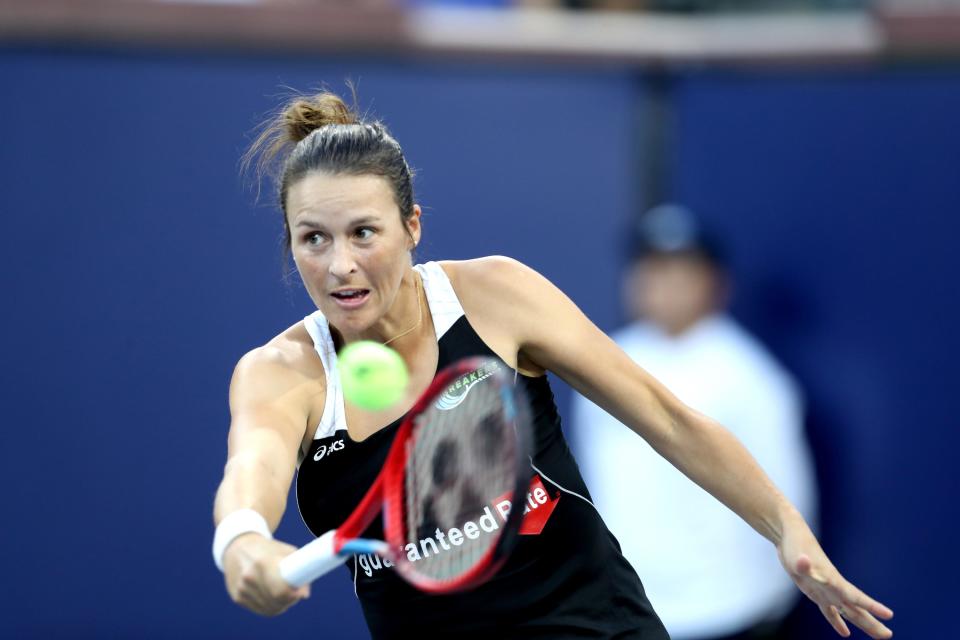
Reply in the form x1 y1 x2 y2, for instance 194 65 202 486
414 261 464 339
302 310 348 440
301 262 464 440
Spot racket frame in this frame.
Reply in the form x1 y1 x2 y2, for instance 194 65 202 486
281 356 531 592
382 356 531 593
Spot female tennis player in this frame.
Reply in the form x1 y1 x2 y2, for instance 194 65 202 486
212 91 894 639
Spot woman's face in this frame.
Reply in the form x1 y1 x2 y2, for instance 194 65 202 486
286 172 421 335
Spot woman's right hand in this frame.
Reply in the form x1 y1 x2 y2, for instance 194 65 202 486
222 533 311 616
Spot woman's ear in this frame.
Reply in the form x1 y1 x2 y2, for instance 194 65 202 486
406 205 422 249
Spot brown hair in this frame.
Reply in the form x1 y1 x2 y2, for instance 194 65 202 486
243 90 416 249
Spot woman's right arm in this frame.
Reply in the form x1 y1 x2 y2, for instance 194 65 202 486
213 345 317 616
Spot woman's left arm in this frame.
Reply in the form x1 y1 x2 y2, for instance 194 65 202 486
466 257 893 639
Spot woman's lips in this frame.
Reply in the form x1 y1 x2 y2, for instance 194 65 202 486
330 289 371 309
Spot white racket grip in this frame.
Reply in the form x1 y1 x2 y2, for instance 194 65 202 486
279 530 349 587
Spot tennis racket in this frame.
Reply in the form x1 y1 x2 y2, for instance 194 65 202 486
279 356 532 594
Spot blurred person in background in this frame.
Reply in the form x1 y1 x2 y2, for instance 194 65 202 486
573 203 818 640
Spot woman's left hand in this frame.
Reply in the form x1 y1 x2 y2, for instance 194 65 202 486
778 518 894 638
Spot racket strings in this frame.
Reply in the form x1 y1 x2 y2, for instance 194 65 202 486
403 370 517 582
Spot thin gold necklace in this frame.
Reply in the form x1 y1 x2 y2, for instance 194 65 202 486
382 273 423 346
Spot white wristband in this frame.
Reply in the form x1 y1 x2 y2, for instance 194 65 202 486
213 508 273 571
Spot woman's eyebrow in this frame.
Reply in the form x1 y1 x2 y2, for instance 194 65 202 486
295 215 380 229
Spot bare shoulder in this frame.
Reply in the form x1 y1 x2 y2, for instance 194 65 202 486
231 320 325 407
438 256 554 375
440 255 565 312
439 255 545 301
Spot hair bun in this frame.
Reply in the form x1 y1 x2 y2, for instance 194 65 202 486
282 92 358 143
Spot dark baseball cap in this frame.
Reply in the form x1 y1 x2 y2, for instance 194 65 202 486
628 203 724 265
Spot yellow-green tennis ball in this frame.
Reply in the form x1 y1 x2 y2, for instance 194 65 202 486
338 341 409 411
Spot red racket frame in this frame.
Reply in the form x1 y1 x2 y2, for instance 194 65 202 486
330 356 530 594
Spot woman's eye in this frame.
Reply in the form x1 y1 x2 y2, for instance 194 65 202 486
355 227 375 240
305 232 324 246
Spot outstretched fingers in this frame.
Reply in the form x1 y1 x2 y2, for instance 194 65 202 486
838 603 893 639
796 554 894 639
850 588 894 621
821 603 851 638
838 586 894 639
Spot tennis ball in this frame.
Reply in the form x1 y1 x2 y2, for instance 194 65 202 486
338 341 409 411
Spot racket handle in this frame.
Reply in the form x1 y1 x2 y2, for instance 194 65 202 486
279 530 348 587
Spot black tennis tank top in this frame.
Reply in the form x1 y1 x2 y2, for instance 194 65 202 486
296 262 669 639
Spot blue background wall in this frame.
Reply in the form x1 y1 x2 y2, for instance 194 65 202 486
1 48 954 638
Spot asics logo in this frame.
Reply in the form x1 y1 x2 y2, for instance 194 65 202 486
314 438 345 461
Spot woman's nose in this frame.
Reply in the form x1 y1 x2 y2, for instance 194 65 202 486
329 240 358 278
